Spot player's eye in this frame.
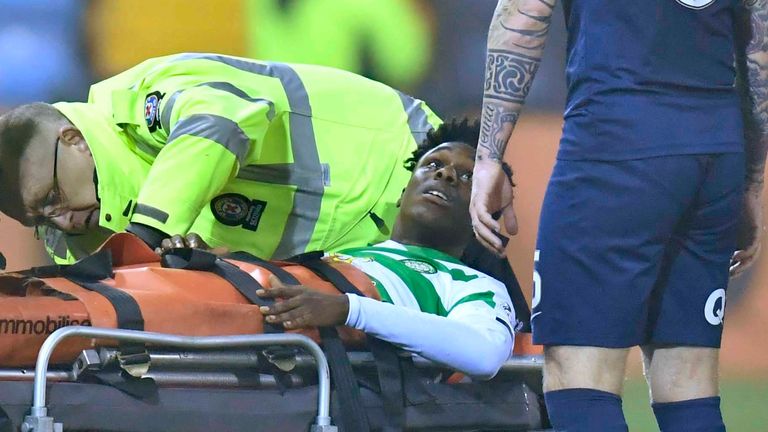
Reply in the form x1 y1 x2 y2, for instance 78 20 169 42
424 160 442 170
460 172 472 182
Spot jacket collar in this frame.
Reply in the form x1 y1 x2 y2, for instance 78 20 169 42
53 102 150 232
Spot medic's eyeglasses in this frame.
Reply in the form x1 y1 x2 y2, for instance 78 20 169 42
33 137 68 238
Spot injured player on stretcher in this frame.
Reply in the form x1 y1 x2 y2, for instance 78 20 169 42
174 119 516 379
264 120 514 379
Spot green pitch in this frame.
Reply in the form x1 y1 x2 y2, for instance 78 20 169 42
622 376 768 431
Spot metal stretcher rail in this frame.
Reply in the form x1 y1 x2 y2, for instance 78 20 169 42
0 353 544 384
21 326 335 432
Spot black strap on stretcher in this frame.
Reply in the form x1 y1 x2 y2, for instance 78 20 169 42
223 250 370 432
226 251 298 283
161 248 283 334
160 247 372 430
23 250 156 399
160 249 296 389
288 252 437 432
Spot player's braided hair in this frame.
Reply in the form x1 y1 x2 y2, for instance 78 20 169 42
404 118 480 171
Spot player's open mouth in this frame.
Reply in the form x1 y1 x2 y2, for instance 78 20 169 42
423 189 449 203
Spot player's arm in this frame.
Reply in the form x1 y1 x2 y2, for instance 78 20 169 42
732 0 768 277
258 277 514 379
127 86 273 248
343 293 513 379
471 0 557 255
741 0 768 186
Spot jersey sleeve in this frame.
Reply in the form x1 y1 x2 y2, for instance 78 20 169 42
345 293 513 379
129 85 273 236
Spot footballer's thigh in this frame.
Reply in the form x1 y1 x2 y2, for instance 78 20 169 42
533 156 713 391
642 153 744 402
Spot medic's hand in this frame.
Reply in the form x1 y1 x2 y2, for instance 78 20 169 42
731 182 764 278
256 275 350 329
155 233 229 256
470 159 517 257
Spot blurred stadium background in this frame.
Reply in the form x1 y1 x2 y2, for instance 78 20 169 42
0 1 764 429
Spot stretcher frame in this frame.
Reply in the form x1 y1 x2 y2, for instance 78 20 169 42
3 326 547 432
18 326 336 432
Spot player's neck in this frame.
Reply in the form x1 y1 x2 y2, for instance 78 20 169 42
390 227 466 259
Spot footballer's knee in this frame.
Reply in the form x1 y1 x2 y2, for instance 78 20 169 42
642 345 720 403
544 345 630 394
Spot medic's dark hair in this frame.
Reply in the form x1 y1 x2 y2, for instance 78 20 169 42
404 118 480 171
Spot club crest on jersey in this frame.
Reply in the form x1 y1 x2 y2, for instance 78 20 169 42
402 259 437 274
675 0 717 9
211 193 267 231
144 91 164 133
327 253 358 264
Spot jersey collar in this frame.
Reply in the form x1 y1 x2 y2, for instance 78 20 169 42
376 240 464 265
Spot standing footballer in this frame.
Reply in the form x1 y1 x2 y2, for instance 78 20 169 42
470 0 768 431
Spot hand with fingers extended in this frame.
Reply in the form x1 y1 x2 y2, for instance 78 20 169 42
470 159 518 257
256 275 350 330
155 233 230 256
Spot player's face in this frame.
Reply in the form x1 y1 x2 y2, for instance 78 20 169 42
399 141 475 234
15 126 99 233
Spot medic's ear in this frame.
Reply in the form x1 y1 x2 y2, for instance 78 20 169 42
58 126 90 155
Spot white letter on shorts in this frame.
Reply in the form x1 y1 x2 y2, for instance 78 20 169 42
704 288 726 326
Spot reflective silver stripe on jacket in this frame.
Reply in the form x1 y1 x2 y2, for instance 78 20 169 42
170 54 323 258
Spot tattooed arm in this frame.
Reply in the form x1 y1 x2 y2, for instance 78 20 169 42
731 0 768 277
470 0 557 255
741 0 768 185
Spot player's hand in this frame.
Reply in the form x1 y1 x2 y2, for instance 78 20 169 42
470 158 517 256
155 233 229 256
731 182 764 278
256 275 350 329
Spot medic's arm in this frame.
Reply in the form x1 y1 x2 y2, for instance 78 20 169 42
127 86 274 247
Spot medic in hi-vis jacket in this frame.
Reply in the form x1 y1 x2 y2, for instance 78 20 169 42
0 53 440 263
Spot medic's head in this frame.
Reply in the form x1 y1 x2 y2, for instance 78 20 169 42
0 103 99 234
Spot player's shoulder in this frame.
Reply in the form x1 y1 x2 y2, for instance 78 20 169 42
440 259 508 293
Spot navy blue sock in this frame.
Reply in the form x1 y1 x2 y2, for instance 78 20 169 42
652 396 725 432
544 388 628 432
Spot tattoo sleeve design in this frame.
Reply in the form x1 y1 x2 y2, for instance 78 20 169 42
484 50 540 104
480 105 521 161
742 0 768 184
477 0 555 162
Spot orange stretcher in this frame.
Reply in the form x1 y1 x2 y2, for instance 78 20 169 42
0 234 548 431
0 233 379 366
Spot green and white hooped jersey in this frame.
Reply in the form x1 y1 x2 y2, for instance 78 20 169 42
335 240 516 334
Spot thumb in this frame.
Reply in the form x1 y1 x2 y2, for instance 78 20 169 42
503 205 518 236
268 274 284 289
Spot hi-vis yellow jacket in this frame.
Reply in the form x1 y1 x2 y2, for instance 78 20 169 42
46 53 440 263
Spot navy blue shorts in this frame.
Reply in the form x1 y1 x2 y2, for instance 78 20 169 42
532 153 744 348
